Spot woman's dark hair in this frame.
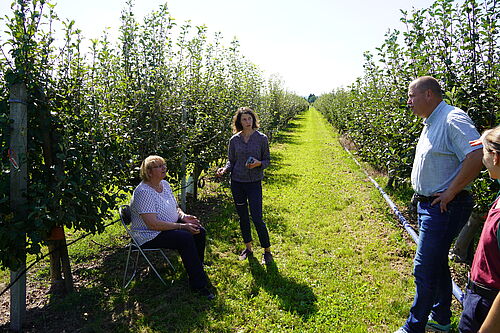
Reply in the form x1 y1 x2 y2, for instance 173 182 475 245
232 107 260 134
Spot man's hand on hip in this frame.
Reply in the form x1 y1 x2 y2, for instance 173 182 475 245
431 190 456 212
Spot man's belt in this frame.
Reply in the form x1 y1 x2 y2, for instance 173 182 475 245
467 279 499 300
413 190 469 203
413 194 439 203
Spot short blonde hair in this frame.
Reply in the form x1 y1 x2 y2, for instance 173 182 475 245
140 155 165 181
482 125 500 153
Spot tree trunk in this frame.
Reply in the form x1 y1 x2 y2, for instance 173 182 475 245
47 227 74 295
36 90 75 294
450 212 485 264
192 164 203 201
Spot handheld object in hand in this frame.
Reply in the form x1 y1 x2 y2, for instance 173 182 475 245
246 156 255 165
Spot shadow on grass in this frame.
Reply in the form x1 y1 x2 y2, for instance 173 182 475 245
0 245 128 331
271 119 304 146
267 150 287 171
0 241 219 332
190 191 247 256
247 256 318 320
264 151 301 189
264 172 301 188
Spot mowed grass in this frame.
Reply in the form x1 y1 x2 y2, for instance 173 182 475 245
1 107 423 332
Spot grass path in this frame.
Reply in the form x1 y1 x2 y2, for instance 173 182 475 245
204 107 416 332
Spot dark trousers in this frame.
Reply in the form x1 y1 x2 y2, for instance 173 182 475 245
459 289 495 332
230 180 271 249
142 227 207 289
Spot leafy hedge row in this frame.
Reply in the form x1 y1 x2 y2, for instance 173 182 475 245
0 0 309 270
314 0 499 211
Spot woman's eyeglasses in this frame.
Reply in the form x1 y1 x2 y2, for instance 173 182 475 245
151 164 167 169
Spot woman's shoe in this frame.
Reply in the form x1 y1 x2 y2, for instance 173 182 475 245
195 287 215 300
262 251 273 265
239 248 253 260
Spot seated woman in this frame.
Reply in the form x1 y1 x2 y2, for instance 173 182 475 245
130 155 214 300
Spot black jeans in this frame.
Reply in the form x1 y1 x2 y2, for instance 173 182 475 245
142 227 207 289
230 180 271 249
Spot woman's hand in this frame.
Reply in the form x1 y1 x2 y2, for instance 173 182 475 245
182 214 200 225
181 222 201 234
181 214 202 234
216 167 226 177
246 159 262 169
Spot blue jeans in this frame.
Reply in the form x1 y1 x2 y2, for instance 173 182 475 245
230 180 271 249
403 192 473 332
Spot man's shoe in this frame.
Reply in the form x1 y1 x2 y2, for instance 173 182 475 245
261 251 273 265
425 318 450 332
393 328 408 333
238 248 253 260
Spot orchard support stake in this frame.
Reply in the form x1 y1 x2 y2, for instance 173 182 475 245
180 104 187 211
9 82 28 331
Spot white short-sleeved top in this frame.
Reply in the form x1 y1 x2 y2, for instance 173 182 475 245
129 180 179 245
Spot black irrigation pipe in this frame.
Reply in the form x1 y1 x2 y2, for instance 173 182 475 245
171 178 197 192
0 217 120 299
343 146 465 304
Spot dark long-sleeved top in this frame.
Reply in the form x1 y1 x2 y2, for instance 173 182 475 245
224 130 270 183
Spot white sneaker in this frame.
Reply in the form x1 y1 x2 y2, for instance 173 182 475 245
394 328 409 333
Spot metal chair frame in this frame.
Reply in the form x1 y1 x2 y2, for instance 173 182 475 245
119 204 175 288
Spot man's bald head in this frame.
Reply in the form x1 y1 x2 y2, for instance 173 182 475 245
409 76 443 99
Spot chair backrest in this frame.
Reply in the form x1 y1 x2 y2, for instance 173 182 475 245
119 204 143 249
119 205 132 225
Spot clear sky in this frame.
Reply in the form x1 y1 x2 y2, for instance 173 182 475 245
1 0 443 96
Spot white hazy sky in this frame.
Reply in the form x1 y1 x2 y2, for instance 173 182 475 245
1 0 443 96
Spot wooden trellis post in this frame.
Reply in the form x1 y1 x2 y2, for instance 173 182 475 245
180 104 187 211
9 82 27 331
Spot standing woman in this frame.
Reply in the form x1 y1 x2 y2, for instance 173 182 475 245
459 125 500 332
216 107 273 264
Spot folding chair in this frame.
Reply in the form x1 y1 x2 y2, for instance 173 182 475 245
119 204 176 288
